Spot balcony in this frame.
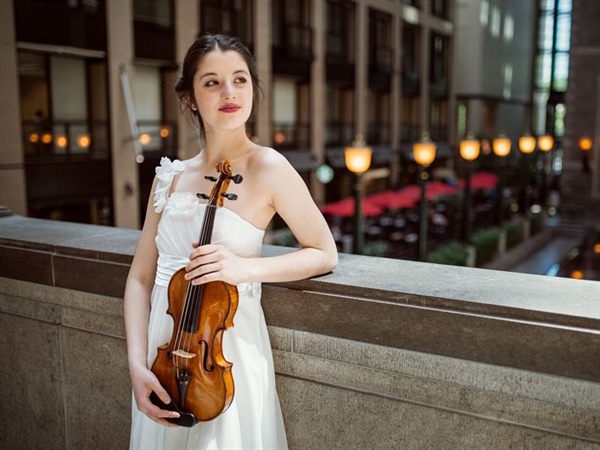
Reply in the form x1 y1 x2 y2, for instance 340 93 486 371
272 24 313 79
0 213 598 449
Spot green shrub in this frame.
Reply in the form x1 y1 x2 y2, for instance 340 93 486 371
471 227 501 266
364 240 389 257
427 241 469 266
502 221 522 250
529 212 544 235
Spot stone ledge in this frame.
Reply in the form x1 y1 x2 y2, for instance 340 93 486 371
1 214 600 383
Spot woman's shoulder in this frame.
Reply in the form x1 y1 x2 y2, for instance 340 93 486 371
248 146 294 172
155 156 186 179
153 157 186 213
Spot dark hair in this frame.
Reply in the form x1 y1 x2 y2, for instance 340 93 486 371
175 33 262 136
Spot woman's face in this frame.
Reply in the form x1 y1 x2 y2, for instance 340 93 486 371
191 49 254 135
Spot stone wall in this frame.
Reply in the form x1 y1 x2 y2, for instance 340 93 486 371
1 214 599 449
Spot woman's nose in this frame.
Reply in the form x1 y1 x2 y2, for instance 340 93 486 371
222 82 235 100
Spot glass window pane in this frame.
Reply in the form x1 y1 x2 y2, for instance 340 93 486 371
540 0 556 11
556 14 571 51
537 13 554 50
535 53 552 89
553 52 569 91
532 89 549 135
558 0 572 13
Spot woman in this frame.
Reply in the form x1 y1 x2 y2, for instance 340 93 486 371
124 33 338 449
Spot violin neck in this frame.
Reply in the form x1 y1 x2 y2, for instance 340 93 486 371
198 204 217 246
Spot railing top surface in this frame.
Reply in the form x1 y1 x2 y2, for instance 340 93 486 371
2 213 599 382
1 213 599 328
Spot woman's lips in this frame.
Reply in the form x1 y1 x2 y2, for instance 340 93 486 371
219 104 241 113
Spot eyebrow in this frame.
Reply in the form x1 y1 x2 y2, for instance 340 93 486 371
199 69 249 80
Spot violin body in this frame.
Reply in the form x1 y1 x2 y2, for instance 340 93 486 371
151 268 239 424
150 160 243 426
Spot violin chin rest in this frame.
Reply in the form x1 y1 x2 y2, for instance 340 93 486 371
149 391 199 428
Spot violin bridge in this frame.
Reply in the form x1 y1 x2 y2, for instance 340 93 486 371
172 349 197 359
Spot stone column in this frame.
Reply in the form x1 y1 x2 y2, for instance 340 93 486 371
355 1 368 138
390 13 403 187
254 0 272 147
419 0 431 135
174 0 200 160
310 0 326 204
106 0 139 229
0 0 27 215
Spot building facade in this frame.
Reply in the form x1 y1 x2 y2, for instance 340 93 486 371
2 0 597 234
0 0 455 230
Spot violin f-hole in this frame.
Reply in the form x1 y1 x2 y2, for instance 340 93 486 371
199 339 215 373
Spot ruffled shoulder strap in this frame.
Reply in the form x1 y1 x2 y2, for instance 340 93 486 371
153 157 185 213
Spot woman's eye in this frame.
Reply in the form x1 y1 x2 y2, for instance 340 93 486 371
205 80 218 87
235 77 247 84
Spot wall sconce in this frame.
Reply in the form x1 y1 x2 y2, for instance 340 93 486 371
518 133 536 154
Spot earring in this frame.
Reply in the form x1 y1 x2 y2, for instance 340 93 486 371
191 105 197 111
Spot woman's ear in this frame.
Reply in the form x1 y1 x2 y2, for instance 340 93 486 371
184 97 198 111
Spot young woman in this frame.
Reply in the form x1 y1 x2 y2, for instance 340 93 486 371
124 33 338 449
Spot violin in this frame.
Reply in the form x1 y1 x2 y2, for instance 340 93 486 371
150 160 243 427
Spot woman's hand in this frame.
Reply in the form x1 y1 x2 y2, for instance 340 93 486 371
130 365 180 427
185 243 249 285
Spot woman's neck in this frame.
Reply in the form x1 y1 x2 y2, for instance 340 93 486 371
201 127 253 166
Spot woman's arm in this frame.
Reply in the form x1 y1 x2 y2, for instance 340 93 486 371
185 150 338 285
123 178 179 426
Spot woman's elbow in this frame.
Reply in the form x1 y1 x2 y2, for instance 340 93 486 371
323 246 339 274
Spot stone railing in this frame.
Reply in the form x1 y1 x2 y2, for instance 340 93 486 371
1 214 599 449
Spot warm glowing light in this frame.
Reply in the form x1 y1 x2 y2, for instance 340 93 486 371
459 134 481 161
160 127 170 138
56 136 68 148
77 134 91 148
345 135 372 174
492 136 511 157
594 243 600 254
274 131 286 144
579 136 592 151
29 133 40 143
538 135 554 152
413 133 437 167
519 134 536 154
41 133 53 144
571 270 584 280
139 133 151 145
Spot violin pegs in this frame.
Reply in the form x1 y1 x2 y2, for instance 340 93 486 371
222 193 238 201
205 176 218 182
230 174 243 184
196 193 210 200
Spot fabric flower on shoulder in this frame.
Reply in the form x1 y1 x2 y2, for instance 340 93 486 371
165 192 198 218
153 157 185 213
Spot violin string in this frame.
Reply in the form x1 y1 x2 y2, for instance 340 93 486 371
171 175 224 374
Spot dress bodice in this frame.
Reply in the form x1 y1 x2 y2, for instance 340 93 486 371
152 157 265 287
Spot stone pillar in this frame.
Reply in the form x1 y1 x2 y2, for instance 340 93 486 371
174 0 200 160
446 3 457 146
310 0 326 204
419 1 431 135
106 0 139 229
253 0 272 147
561 0 600 205
0 0 27 215
355 1 368 138
390 13 403 187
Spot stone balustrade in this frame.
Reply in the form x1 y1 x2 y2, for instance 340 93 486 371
1 214 599 449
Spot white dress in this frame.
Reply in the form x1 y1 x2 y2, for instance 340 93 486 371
130 157 288 450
